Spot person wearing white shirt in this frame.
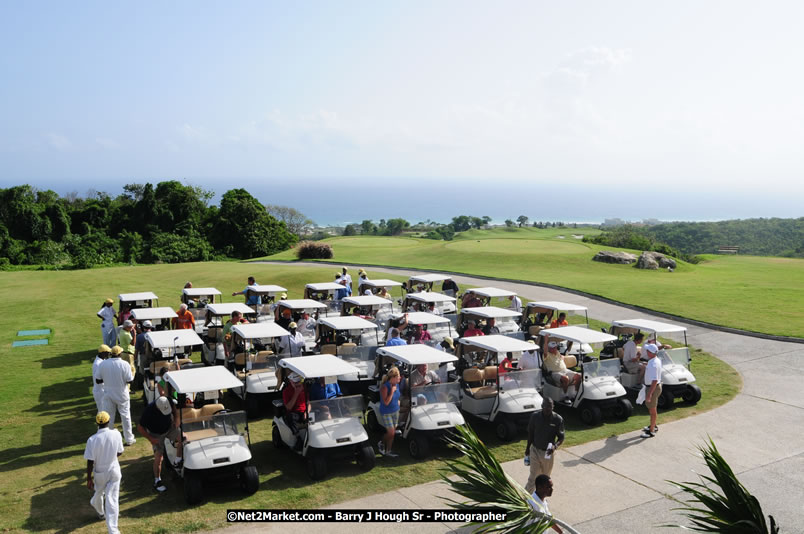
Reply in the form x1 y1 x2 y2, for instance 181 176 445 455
84 411 124 534
622 333 646 384
97 299 117 347
342 267 353 295
641 343 663 438
92 345 111 412
508 294 523 314
96 346 136 445
278 323 306 356
529 474 563 533
519 344 540 371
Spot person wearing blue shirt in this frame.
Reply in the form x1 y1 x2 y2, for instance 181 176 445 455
309 377 342 401
378 366 402 458
232 276 260 306
385 327 407 347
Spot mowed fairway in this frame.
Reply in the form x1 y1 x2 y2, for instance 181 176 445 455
0 260 739 533
266 227 804 338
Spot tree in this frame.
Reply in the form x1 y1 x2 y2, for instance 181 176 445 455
343 224 357 236
451 215 473 232
265 205 315 236
384 218 410 236
361 219 377 235
517 215 529 228
505 219 515 228
211 189 297 258
481 215 492 227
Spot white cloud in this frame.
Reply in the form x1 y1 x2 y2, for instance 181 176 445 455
45 133 72 151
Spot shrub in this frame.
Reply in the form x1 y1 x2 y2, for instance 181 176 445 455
296 241 333 260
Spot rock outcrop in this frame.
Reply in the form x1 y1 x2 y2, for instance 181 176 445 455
593 251 637 264
635 251 677 270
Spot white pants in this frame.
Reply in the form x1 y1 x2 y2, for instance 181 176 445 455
102 325 116 347
93 387 105 412
91 465 121 534
103 395 134 444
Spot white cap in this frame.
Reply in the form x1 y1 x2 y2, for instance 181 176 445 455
644 343 659 353
547 341 558 349
142 320 153 329
289 372 302 383
155 396 172 415
123 319 134 328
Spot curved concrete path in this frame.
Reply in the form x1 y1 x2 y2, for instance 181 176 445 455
219 263 804 533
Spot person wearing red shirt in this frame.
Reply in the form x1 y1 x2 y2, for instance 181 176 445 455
282 373 308 450
498 352 514 375
549 313 569 329
463 320 485 337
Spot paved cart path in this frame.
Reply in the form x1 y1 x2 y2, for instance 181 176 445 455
212 262 804 533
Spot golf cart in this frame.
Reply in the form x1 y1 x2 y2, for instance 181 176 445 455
608 319 701 408
304 282 346 312
404 274 458 313
130 307 177 332
201 303 257 366
366 344 464 458
360 278 403 303
402 291 457 317
228 322 291 418
524 301 590 342
275 299 328 350
162 366 258 504
456 335 544 440
244 284 287 321
181 287 222 326
458 306 522 337
141 329 204 404
272 355 375 480
464 287 518 308
391 311 455 347
341 295 395 332
539 326 633 425
118 292 158 321
317 316 380 394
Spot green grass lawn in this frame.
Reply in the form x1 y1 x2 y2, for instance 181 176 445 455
0 262 739 533
264 227 804 338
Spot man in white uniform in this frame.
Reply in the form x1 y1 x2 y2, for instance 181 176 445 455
508 294 523 314
97 298 117 346
278 322 306 356
529 474 563 533
84 411 124 534
92 345 111 412
641 343 663 438
96 346 136 445
519 340 540 370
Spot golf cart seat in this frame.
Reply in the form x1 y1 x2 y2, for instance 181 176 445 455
462 368 497 399
339 343 357 355
529 325 544 337
320 344 337 355
255 350 274 362
206 327 220 341
563 355 578 368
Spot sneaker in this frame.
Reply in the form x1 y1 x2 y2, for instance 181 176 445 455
642 425 658 433
640 430 655 439
385 450 399 458
173 458 183 468
395 429 402 436
377 440 385 455
97 514 105 520
153 479 167 492
125 439 136 446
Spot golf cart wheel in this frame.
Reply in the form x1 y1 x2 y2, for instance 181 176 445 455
495 419 518 442
682 385 702 405
246 394 260 419
579 402 603 426
239 465 259 495
306 455 328 481
356 443 376 471
657 389 675 410
366 410 383 433
271 425 286 449
613 398 633 420
183 470 203 505
408 432 431 459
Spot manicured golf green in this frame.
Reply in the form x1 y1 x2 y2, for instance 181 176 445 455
265 227 804 338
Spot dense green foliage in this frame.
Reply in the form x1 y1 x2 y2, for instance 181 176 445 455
583 224 702 263
0 183 297 268
295 240 334 259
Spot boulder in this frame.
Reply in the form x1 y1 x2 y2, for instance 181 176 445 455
635 251 677 270
593 251 637 265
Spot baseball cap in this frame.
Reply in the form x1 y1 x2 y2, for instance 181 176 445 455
281 293 287 299
289 372 302 383
288 322 298 329
104 298 114 305
123 319 134 328
547 341 558 349
98 344 112 353
95 411 110 425
644 343 659 353
442 336 454 348
364 289 372 295
527 339 536 345
142 320 153 329
111 346 123 355
155 396 172 415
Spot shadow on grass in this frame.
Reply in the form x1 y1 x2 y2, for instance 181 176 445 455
39 349 94 370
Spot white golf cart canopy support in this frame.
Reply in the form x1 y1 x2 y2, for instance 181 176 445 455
459 306 521 319
611 319 687 334
131 307 178 321
319 316 378 331
278 299 328 311
166 366 244 394
362 279 403 288
231 322 291 340
144 329 204 349
466 287 516 298
540 326 617 345
377 344 458 366
247 284 287 295
182 287 222 298
343 295 395 307
527 301 588 312
118 292 158 302
397 311 452 326
459 334 537 353
306 282 345 292
278 354 360 379
206 303 257 316
405 292 457 304
409 273 452 283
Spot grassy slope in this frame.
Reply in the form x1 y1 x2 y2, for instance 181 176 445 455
266 228 804 338
0 261 738 533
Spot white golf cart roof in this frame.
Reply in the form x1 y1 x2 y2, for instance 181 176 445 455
118 292 158 301
459 334 536 353
206 303 256 316
231 322 291 339
144 329 204 349
459 306 521 319
406 292 457 304
278 354 360 379
130 307 178 321
343 295 394 307
540 326 616 344
377 344 458 365
611 319 687 334
409 273 452 283
396 312 451 326
527 301 588 312
306 282 344 291
466 287 516 298
166 366 243 394
362 279 403 288
319 316 378 331
247 284 287 294
182 287 222 297
278 299 328 310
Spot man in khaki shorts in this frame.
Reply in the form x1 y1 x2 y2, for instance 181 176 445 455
524 398 564 493
137 396 183 492
641 343 663 438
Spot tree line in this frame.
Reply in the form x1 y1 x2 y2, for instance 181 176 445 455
0 182 300 268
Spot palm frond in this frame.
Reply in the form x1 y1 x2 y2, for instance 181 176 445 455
440 425 554 534
664 437 779 533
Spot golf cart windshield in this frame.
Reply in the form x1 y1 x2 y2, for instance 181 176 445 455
416 324 452 347
411 381 461 405
309 394 363 422
499 368 542 392
583 358 621 380
182 410 248 439
660 348 690 368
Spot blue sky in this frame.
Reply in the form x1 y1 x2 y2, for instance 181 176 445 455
1 1 803 222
